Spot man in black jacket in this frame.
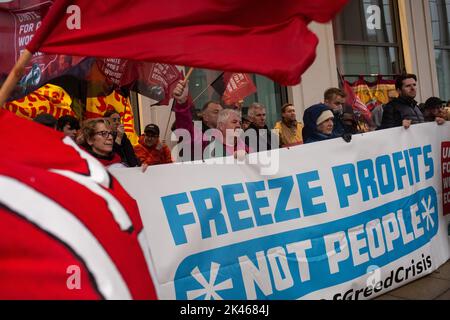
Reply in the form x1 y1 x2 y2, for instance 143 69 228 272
245 102 278 152
381 74 424 129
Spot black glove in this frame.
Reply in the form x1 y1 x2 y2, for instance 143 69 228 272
342 133 352 143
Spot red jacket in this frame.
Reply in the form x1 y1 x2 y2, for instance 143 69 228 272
134 136 173 166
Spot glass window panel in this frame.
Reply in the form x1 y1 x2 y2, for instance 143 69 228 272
335 45 399 75
333 0 397 44
429 0 450 46
435 49 450 100
430 1 450 100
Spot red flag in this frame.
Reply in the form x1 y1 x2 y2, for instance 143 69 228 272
343 80 372 123
145 63 183 106
27 0 349 86
0 109 157 299
222 73 257 105
0 2 180 102
0 1 88 100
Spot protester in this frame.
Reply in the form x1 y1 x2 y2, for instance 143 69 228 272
104 109 140 167
380 74 424 129
274 103 303 148
443 100 450 120
204 108 248 158
172 81 245 160
372 90 398 129
173 80 208 160
323 88 355 141
245 102 276 152
200 100 223 132
302 104 337 144
422 97 446 124
56 115 80 140
33 113 57 129
134 124 173 166
242 115 251 131
78 118 125 168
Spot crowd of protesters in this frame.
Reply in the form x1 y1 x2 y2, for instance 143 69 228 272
169 73 447 160
30 73 448 169
32 111 172 170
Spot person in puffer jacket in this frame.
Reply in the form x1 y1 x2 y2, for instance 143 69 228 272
134 124 173 166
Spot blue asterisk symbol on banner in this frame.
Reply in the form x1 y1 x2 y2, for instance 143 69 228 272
421 196 435 231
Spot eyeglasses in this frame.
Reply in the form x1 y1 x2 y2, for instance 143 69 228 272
145 134 159 138
110 117 121 123
95 131 113 138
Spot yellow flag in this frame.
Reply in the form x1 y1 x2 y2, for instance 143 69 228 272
4 84 73 120
86 90 139 146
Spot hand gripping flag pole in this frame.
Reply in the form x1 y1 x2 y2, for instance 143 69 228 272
0 0 69 107
162 67 194 144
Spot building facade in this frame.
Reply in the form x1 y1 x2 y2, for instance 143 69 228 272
137 0 448 145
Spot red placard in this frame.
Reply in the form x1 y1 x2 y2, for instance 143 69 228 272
442 142 450 216
222 73 257 105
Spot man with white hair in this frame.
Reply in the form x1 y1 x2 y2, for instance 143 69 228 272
204 108 248 159
245 102 276 152
173 80 246 160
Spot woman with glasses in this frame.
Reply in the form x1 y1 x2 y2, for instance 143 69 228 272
78 118 127 168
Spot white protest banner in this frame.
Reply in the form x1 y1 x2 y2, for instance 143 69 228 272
111 123 450 300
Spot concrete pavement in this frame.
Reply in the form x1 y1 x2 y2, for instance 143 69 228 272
376 260 450 300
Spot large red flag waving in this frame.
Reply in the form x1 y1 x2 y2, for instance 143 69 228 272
27 0 349 86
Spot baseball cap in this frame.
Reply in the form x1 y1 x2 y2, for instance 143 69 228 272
144 124 160 136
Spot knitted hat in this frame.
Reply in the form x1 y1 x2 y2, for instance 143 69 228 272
316 110 334 125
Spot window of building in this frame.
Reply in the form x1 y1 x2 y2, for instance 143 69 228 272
429 0 450 101
333 0 403 82
188 69 288 129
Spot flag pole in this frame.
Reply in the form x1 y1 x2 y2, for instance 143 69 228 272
184 67 194 82
0 50 33 107
192 71 224 104
192 86 211 104
162 67 194 143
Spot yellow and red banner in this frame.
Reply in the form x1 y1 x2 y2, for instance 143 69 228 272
86 90 139 146
4 83 74 120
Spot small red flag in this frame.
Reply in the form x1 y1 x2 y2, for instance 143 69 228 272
343 80 372 123
222 73 257 105
146 63 183 106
